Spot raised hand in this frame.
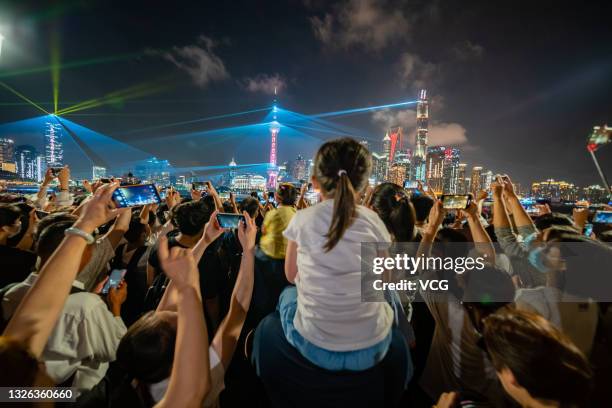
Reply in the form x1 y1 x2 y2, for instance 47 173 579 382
237 211 257 252
74 181 120 234
435 392 458 408
191 188 202 201
158 236 199 291
425 199 446 235
572 207 589 230
43 168 55 186
107 281 128 316
501 174 516 197
203 210 224 243
82 179 93 193
58 166 70 191
490 181 504 198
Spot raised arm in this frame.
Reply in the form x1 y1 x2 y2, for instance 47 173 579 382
155 238 210 408
3 182 119 357
103 207 132 249
501 175 535 231
205 181 223 212
462 201 496 263
192 210 224 264
212 212 256 368
416 198 445 259
229 192 239 214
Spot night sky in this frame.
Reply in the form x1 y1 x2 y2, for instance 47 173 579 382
0 0 611 186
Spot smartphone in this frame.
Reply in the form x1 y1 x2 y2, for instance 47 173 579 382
50 167 63 176
404 180 419 189
112 184 162 208
216 213 245 229
593 210 612 224
101 269 126 295
584 223 594 237
35 210 49 219
441 194 471 210
192 182 207 191
99 178 111 184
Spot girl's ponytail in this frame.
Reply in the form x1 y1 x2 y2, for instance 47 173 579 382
324 170 356 251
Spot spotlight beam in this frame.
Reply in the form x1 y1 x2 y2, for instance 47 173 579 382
0 82 51 115
115 106 271 136
50 29 61 114
310 100 418 119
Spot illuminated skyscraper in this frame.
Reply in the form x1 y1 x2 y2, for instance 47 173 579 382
388 162 406 187
471 166 483 194
92 166 107 180
387 126 403 164
443 148 460 194
371 152 388 183
456 163 468 194
383 132 391 159
412 89 428 182
426 146 446 194
228 157 237 185
267 87 280 189
480 170 493 192
44 121 64 167
15 144 44 181
290 154 307 181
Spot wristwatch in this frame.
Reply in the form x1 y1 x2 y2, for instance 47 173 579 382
65 227 95 244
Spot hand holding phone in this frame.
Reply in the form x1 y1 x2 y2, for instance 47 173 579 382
101 269 127 294
441 194 471 210
112 184 161 208
216 213 246 229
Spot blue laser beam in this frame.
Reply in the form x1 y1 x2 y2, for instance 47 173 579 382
310 100 418 119
114 106 271 136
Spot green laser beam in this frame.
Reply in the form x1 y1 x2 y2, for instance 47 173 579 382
0 82 51 115
51 29 61 114
0 53 142 80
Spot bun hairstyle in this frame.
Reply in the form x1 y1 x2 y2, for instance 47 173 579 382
277 183 298 206
483 308 593 407
370 183 416 242
313 138 371 252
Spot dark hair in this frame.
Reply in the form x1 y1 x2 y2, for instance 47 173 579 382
222 201 234 213
124 218 147 243
0 203 21 228
0 337 40 386
314 138 371 251
116 312 176 383
277 183 298 206
33 211 77 244
250 191 259 199
484 308 593 407
239 197 260 218
172 200 214 236
36 220 76 261
370 183 415 242
535 212 575 231
410 194 434 223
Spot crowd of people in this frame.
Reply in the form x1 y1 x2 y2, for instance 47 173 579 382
0 136 610 407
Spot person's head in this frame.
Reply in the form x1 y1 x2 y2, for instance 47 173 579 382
0 336 53 387
172 199 214 237
116 311 177 384
239 197 260 219
484 308 593 407
124 218 150 247
534 212 576 231
33 211 77 243
222 201 234 214
312 138 371 251
460 265 515 335
410 194 434 225
276 183 298 206
36 220 76 266
250 191 259 199
0 203 23 240
369 183 416 242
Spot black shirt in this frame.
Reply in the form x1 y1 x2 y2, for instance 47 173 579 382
0 245 36 289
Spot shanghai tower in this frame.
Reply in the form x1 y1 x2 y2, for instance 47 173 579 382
412 89 428 182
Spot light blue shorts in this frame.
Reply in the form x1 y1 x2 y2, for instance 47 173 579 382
277 286 392 371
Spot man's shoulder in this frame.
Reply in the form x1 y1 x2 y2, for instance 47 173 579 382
64 292 108 316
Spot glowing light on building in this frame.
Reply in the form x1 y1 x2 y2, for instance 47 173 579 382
412 89 428 182
44 121 64 167
267 87 280 189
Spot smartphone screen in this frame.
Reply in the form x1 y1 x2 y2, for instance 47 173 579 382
441 194 470 209
101 269 126 294
112 184 161 208
584 223 594 236
216 213 245 229
593 210 612 224
404 180 419 189
192 182 207 191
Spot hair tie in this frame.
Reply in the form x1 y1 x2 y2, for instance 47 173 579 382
337 169 347 177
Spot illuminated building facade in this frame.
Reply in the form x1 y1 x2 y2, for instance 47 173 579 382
426 146 446 194
44 121 64 167
442 148 460 194
456 163 468 194
470 166 483 194
412 89 428 182
290 154 307 181
582 185 609 203
267 88 280 189
92 166 107 180
371 152 388 183
387 126 403 164
531 179 579 202
480 170 493 192
231 174 267 193
15 144 44 181
0 138 15 171
388 162 406 187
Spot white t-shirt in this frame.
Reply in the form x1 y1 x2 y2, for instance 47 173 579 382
283 199 394 351
149 346 225 408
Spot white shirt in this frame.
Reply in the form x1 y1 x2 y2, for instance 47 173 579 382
2 273 127 392
283 199 393 351
515 287 598 356
149 346 225 408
